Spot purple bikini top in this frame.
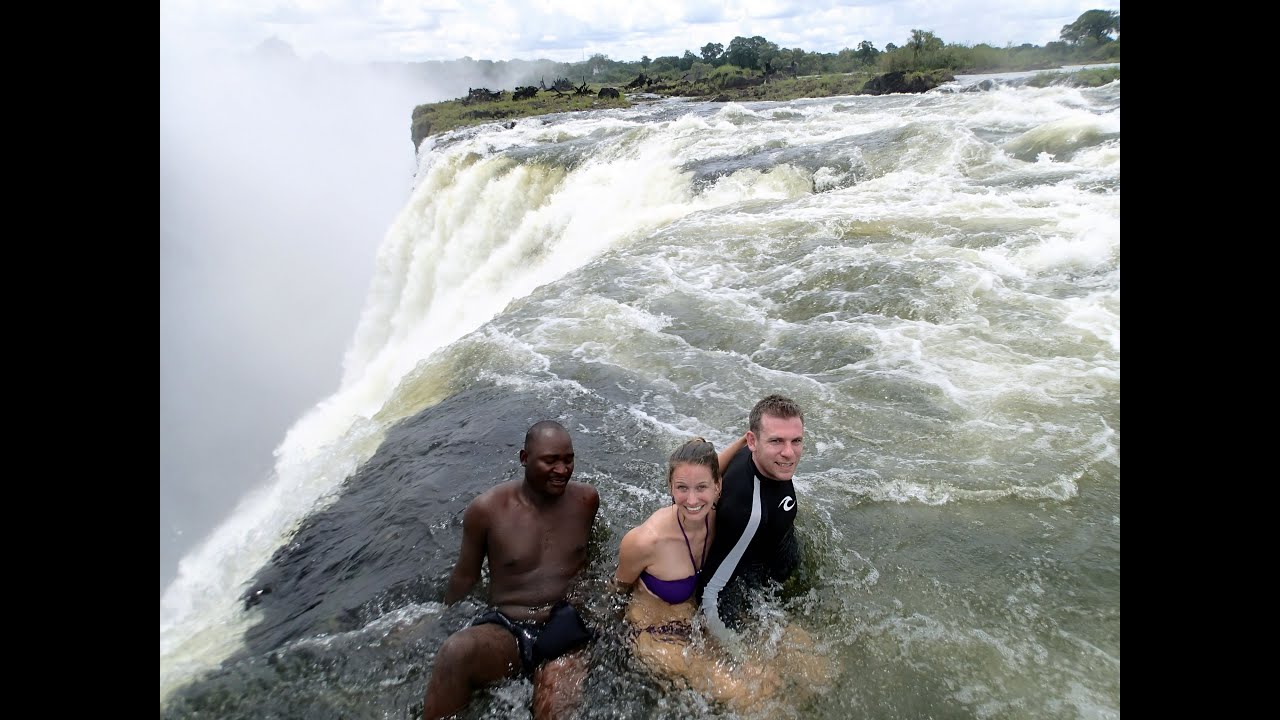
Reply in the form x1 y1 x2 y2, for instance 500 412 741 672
640 571 697 604
639 514 708 605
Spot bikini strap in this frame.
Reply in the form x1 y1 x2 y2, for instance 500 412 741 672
676 512 710 574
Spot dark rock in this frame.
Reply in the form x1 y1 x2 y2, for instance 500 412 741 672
721 75 764 89
962 79 997 93
861 70 955 95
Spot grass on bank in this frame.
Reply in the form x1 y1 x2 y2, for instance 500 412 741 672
1027 66 1120 88
698 70 874 101
411 65 1116 146
408 73 879 146
412 89 628 147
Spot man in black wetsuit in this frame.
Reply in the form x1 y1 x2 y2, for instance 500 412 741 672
421 420 600 720
699 395 805 643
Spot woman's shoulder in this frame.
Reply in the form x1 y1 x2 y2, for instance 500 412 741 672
642 505 677 533
623 507 673 546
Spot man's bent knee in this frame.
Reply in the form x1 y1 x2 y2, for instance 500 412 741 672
441 627 519 681
423 627 520 720
532 651 588 720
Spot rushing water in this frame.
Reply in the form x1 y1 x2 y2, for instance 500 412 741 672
161 71 1119 719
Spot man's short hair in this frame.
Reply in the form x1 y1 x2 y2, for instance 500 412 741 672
749 395 804 433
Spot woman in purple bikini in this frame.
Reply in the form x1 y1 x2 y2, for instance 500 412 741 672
612 436 776 710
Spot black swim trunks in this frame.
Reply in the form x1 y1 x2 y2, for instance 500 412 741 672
472 600 593 675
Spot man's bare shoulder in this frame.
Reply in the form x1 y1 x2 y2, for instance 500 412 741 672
464 480 519 518
570 481 600 501
569 481 600 513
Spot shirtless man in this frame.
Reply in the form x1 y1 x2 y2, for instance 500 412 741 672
422 420 601 720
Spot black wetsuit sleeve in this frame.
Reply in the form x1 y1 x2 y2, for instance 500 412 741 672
699 446 753 590
699 446 759 640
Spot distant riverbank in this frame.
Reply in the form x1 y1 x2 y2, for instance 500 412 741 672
411 64 1118 148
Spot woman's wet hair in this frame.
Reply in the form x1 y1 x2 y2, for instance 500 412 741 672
667 437 721 485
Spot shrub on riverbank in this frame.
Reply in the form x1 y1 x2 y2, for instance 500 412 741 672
1027 66 1120 88
411 88 629 148
411 63 1113 147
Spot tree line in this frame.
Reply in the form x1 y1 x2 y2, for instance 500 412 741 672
393 9 1118 89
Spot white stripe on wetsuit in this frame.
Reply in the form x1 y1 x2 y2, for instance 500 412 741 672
701 476 761 645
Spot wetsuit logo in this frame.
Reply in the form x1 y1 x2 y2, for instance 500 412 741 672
779 497 795 511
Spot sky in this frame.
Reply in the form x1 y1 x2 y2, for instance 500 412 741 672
160 0 1119 65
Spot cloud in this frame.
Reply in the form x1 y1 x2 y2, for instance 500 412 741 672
161 0 1119 63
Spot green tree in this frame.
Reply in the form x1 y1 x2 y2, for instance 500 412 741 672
856 40 879 64
700 42 724 63
908 29 943 61
1059 9 1120 45
587 52 610 76
725 35 779 70
640 55 651 69
650 55 680 74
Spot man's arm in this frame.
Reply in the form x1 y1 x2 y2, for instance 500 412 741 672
584 484 601 523
700 460 762 656
443 499 489 605
699 445 751 586
718 433 747 475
